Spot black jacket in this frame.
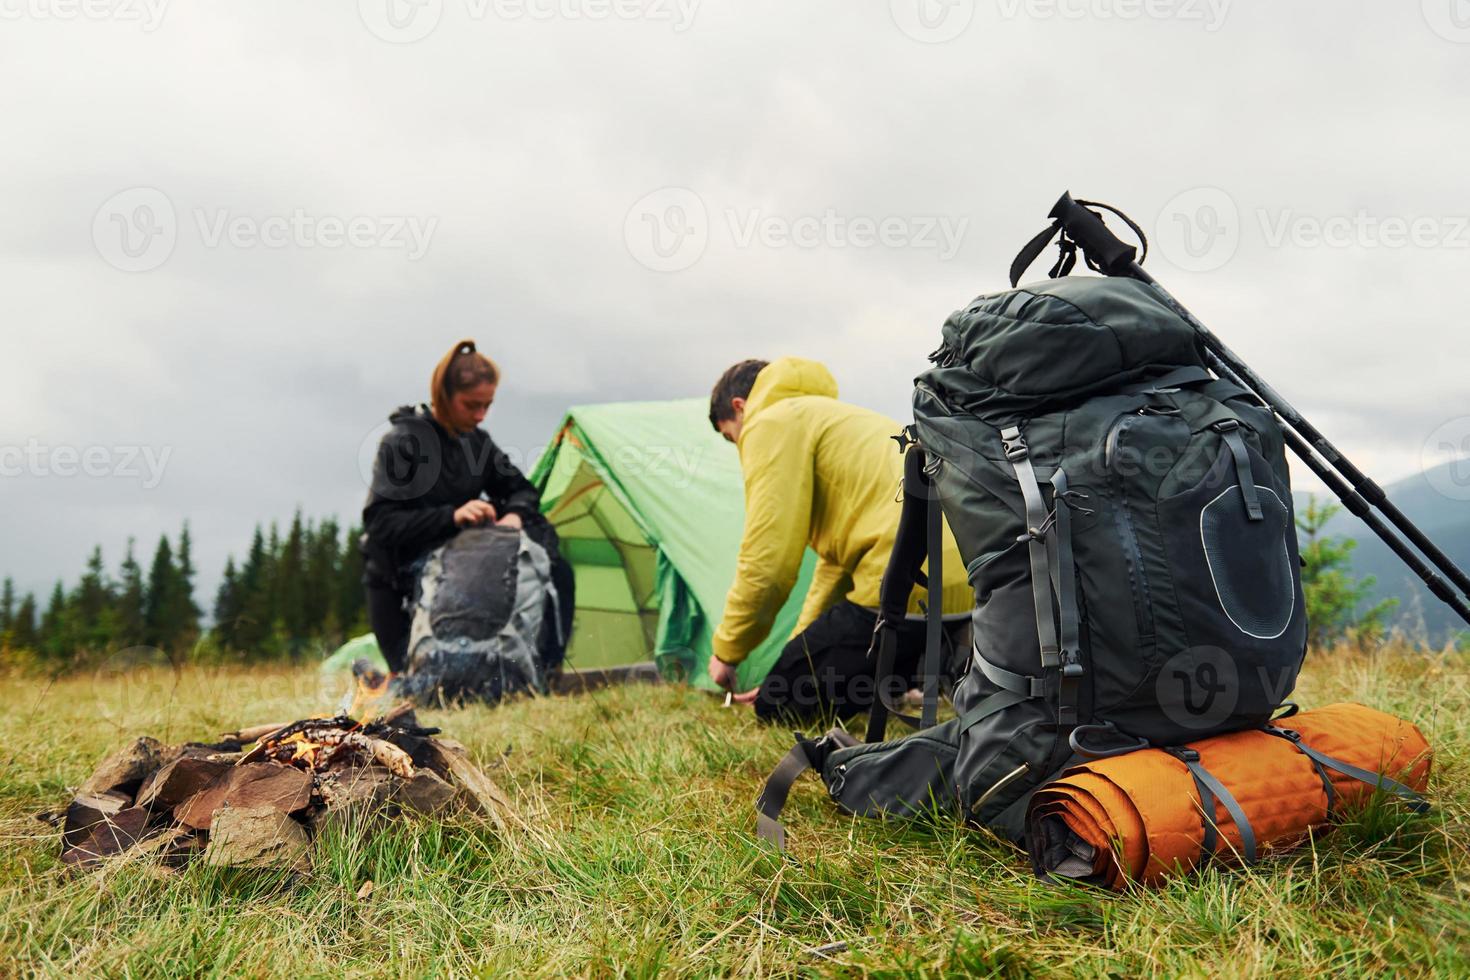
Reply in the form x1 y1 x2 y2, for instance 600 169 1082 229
362 404 546 589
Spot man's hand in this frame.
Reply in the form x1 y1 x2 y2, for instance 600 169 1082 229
707 653 740 692
454 500 498 527
496 512 524 531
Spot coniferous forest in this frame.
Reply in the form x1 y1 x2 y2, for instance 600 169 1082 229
0 513 366 668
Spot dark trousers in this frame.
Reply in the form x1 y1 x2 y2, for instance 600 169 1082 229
754 601 954 725
365 553 576 675
366 581 413 673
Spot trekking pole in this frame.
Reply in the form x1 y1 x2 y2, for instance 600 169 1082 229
1033 192 1470 628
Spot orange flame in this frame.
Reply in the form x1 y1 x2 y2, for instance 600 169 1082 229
265 731 330 768
347 669 392 722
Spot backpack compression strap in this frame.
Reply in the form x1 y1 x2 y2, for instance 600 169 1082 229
755 728 861 850
1000 426 1062 672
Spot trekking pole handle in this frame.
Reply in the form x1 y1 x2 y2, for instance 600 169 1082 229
1049 192 1137 275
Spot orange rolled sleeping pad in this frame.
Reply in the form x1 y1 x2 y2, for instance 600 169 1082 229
1026 703 1432 889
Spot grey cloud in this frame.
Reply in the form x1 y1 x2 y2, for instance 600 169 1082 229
1 0 1467 607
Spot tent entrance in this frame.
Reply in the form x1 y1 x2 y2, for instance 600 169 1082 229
542 452 661 668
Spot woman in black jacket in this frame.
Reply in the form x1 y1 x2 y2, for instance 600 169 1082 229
361 340 573 673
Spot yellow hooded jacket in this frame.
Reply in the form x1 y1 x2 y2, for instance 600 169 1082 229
712 358 972 665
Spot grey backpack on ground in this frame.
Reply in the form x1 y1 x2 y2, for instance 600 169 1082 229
394 526 562 706
758 276 1307 846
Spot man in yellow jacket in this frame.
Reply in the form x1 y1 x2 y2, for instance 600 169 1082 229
706 357 972 723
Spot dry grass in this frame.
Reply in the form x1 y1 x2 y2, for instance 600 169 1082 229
0 642 1466 977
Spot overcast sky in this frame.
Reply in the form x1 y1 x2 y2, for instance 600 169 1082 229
2 0 1468 609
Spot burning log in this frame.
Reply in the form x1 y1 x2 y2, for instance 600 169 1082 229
56 702 515 875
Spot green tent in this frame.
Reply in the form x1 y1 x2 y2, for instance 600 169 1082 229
320 632 388 674
530 399 814 690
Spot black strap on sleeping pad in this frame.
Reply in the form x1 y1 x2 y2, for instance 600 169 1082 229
1213 420 1264 521
1166 747 1258 865
921 477 945 729
1000 426 1061 675
1264 727 1429 814
756 729 860 850
1048 469 1084 726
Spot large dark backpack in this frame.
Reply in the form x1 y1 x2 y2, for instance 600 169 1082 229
393 526 563 706
757 276 1308 846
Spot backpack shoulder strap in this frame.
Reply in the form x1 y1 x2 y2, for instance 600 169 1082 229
867 435 937 743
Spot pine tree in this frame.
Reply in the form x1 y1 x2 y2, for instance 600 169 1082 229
11 593 38 651
337 523 367 634
40 581 70 661
214 557 242 650
173 521 201 651
75 546 116 652
304 517 341 640
115 538 147 648
0 577 13 641
237 525 272 654
277 511 308 653
1297 496 1398 648
144 534 178 651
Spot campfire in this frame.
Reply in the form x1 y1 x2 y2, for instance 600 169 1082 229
43 686 518 873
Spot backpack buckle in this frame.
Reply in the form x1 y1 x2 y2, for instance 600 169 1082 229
1164 746 1201 764
1000 427 1029 462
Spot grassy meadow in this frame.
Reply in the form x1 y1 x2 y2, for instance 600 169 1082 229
0 642 1466 977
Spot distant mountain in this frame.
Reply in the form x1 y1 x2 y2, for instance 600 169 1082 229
1293 461 1470 645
